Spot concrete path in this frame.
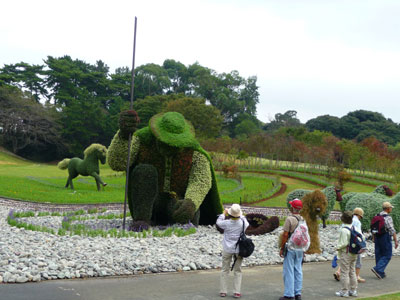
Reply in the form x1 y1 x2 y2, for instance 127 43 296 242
1 257 399 300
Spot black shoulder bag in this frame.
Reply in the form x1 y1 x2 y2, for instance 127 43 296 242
231 219 255 271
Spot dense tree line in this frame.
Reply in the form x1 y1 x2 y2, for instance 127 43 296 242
0 56 259 160
305 110 400 145
1 54 400 184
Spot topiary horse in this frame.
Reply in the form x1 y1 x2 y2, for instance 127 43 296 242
58 143 108 191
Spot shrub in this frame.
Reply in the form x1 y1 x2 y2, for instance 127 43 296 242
345 193 387 232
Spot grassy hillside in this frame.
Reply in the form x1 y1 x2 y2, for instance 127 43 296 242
0 149 389 206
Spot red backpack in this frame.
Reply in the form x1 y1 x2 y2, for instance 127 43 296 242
370 214 388 235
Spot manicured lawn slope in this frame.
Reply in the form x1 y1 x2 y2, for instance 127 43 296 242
0 149 388 206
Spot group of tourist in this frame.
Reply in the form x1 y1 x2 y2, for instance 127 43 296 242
216 201 398 299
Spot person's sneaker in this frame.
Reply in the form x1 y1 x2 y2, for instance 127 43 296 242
295 295 302 300
336 291 349 297
233 293 241 298
349 290 358 297
279 297 294 300
219 292 227 297
371 268 382 279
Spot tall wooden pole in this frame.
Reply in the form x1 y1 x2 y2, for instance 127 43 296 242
122 17 138 231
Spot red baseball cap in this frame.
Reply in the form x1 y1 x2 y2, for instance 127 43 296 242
289 199 303 209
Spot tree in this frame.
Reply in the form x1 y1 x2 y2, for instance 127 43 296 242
305 115 341 136
163 95 223 139
60 94 108 156
264 110 301 131
234 119 259 138
134 63 171 100
163 59 189 94
0 62 47 102
0 86 64 160
132 95 169 129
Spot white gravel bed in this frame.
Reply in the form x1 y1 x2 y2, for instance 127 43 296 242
0 206 398 284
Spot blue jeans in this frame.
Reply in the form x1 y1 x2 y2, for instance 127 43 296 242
283 249 303 297
374 233 392 277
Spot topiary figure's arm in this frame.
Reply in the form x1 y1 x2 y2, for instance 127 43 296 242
185 151 212 211
107 131 140 171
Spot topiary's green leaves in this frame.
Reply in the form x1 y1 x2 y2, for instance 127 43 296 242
185 151 212 210
57 158 70 170
390 192 400 232
346 193 388 232
286 189 310 208
83 143 107 159
107 133 140 171
321 186 337 220
341 192 357 211
172 198 196 224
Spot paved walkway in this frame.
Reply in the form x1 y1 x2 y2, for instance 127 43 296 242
1 257 400 300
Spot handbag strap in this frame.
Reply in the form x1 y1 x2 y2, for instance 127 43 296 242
232 218 245 271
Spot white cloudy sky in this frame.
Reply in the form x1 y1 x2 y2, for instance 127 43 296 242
2 0 400 124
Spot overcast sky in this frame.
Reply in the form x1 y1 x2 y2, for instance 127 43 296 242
2 0 400 124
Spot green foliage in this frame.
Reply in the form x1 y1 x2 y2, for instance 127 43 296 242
321 186 338 220
286 189 310 208
0 86 64 160
337 169 353 190
163 96 223 139
340 192 357 211
345 193 388 232
128 163 158 222
60 143 107 191
150 112 200 149
234 119 259 138
57 158 70 170
389 192 400 232
237 150 249 160
306 110 400 146
264 110 301 131
132 95 165 129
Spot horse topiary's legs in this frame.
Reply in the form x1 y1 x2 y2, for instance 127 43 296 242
90 172 107 191
69 176 74 190
128 164 158 223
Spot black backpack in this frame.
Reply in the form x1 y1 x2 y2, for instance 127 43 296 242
345 226 367 254
371 214 388 236
231 219 254 270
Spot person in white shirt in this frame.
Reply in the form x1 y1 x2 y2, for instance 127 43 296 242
352 208 365 282
216 204 249 298
333 207 366 283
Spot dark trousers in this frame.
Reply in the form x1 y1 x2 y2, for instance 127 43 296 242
374 232 392 277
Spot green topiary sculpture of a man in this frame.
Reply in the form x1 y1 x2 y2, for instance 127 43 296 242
107 110 223 226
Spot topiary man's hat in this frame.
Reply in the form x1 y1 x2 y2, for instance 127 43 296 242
149 112 200 148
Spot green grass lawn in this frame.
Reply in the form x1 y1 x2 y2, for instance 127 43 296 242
255 176 320 207
0 149 389 206
216 173 274 204
0 151 276 204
